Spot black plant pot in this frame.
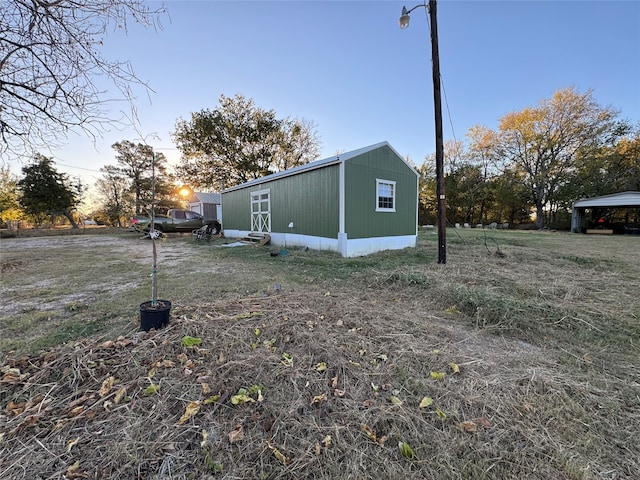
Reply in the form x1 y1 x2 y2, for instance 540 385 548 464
140 299 172 331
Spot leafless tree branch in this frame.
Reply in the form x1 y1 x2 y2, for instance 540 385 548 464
0 0 167 159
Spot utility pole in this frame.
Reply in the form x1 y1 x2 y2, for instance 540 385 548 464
429 0 446 264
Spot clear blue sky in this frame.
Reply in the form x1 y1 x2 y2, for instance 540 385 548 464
11 0 640 197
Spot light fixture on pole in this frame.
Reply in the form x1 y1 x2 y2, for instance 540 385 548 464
399 1 447 264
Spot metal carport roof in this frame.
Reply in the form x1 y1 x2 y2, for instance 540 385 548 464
571 191 640 232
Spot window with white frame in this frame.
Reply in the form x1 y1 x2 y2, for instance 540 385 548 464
376 179 396 212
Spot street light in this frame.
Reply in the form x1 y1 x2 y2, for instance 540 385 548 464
399 1 447 264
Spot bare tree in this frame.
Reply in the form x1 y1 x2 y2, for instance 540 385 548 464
0 0 167 158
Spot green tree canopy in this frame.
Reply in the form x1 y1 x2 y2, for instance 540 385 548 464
17 154 83 227
172 94 321 190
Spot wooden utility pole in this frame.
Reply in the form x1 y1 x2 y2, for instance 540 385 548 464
429 0 446 264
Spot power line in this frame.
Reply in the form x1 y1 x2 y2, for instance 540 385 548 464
56 162 103 173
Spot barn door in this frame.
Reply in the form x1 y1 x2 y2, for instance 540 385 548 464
251 189 271 233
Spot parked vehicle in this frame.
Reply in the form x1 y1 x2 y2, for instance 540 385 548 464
132 209 222 235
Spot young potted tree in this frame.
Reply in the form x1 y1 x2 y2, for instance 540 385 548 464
139 151 171 331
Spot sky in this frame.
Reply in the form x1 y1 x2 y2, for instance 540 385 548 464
7 0 640 201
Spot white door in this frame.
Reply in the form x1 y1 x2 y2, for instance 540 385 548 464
251 189 271 233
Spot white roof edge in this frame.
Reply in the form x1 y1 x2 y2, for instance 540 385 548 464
572 191 640 208
222 141 413 193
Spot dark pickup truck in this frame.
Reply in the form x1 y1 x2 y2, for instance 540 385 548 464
132 209 222 235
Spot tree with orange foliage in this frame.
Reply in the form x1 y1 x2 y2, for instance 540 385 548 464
495 87 621 229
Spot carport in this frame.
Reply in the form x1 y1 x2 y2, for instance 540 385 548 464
570 191 640 234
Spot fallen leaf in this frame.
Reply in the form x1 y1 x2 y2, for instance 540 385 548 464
228 424 244 443
177 401 201 425
389 396 403 406
323 435 332 448
152 359 176 368
1 366 21 376
231 388 254 405
144 384 160 396
200 429 210 449
65 460 89 478
311 393 327 404
281 353 293 366
333 389 345 397
458 420 477 433
98 376 115 397
361 424 387 445
419 396 434 409
315 362 327 372
449 362 460 374
435 407 447 420
176 353 188 363
181 336 203 347
113 387 127 404
266 440 289 465
7 400 26 415
203 394 221 405
430 371 445 381
201 383 211 395
398 441 415 460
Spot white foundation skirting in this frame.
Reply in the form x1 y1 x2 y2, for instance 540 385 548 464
223 230 416 257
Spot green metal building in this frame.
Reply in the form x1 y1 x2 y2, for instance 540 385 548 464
221 142 419 257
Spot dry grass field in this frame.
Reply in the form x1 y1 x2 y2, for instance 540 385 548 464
0 228 638 479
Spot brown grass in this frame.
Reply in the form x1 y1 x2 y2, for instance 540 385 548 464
0 229 639 479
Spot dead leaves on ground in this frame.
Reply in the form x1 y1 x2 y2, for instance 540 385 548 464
457 417 493 433
1 308 493 475
361 424 388 446
177 401 201 425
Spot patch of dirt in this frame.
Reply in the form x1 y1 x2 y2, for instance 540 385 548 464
0 234 219 318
